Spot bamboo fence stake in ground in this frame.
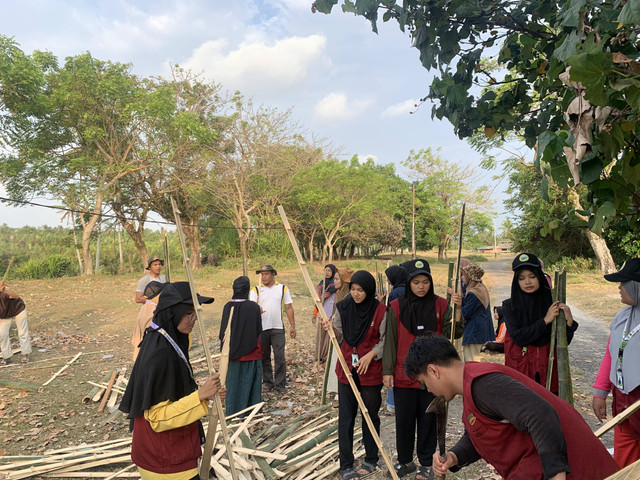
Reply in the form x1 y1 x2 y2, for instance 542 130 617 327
97 370 117 413
171 198 238 480
450 203 466 345
39 352 83 392
277 205 400 480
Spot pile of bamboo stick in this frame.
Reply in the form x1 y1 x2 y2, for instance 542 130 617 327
0 403 369 479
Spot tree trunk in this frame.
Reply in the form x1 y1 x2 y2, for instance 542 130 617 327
568 190 617 274
71 211 84 274
79 200 101 276
308 238 314 264
437 243 445 262
120 220 148 269
183 223 202 270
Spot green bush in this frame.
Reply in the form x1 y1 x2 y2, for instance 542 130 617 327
548 256 598 273
16 254 75 279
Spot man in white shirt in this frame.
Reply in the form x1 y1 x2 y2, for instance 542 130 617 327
249 264 296 393
135 256 166 304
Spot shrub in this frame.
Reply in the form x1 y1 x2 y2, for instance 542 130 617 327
548 256 598 273
16 254 74 279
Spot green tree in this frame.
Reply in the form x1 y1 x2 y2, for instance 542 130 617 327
313 0 640 239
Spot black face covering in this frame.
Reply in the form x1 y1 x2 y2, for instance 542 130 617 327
505 266 553 346
337 270 380 347
219 276 262 360
399 273 437 336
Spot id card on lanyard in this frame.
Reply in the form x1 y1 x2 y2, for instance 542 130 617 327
616 320 640 390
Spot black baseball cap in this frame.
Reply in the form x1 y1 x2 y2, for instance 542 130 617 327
512 253 542 271
403 259 432 279
604 258 640 283
156 281 214 312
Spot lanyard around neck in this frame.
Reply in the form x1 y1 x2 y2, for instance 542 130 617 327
150 321 193 379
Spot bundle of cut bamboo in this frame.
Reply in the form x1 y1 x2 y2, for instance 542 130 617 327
0 402 375 479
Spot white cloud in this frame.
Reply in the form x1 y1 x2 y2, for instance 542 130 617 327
381 99 418 118
182 35 328 96
314 92 373 122
356 154 379 163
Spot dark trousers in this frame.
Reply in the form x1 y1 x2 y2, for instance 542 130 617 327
260 329 286 389
393 386 437 466
338 380 382 470
225 359 262 417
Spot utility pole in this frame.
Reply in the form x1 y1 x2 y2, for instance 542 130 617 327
411 182 416 259
493 218 497 258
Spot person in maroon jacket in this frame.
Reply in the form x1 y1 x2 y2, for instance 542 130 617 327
382 259 462 480
322 270 386 480
404 335 619 480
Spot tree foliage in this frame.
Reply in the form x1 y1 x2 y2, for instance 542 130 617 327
314 0 640 234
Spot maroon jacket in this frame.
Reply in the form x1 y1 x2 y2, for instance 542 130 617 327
390 297 448 388
462 362 618 480
336 302 386 386
504 330 558 393
131 416 201 474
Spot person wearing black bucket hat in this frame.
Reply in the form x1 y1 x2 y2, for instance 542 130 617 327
382 259 463 480
593 258 640 468
120 282 224 480
501 253 577 393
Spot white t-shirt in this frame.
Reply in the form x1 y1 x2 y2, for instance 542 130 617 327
249 281 292 331
136 273 167 293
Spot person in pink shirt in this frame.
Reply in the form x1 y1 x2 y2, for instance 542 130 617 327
592 258 640 468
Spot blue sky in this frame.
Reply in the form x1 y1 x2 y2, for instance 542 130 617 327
0 0 512 228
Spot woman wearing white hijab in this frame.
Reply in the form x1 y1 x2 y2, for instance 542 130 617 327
593 258 640 468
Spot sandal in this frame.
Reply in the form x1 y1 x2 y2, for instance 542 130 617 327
389 462 416 478
415 465 434 480
341 468 360 480
357 462 377 477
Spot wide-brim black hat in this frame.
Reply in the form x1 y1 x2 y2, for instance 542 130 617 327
512 252 542 271
156 281 214 312
604 258 640 283
403 259 432 279
256 264 277 275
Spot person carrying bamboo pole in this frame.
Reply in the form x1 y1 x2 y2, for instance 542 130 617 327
219 276 263 417
321 270 386 480
382 259 462 480
405 335 618 480
0 281 31 365
593 258 640 468
501 253 577 393
120 282 226 480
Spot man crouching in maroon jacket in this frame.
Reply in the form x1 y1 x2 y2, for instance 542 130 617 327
404 335 618 480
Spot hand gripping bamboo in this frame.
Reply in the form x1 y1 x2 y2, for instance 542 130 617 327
170 197 239 480
278 205 400 480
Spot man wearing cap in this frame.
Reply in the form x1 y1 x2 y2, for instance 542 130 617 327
249 264 296 393
135 257 166 304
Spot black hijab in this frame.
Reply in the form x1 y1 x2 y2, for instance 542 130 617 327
504 265 553 346
398 271 437 336
337 270 380 347
219 276 262 360
385 265 408 288
120 282 213 419
318 264 338 294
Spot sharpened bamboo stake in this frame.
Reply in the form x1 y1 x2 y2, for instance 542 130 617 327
170 197 239 480
39 352 83 392
277 205 400 480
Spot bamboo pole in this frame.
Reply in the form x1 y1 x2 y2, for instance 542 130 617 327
219 305 235 389
39 352 83 392
83 372 114 403
603 458 640 479
97 370 118 413
2 255 15 283
162 228 171 283
170 197 238 480
595 398 640 438
446 262 454 304
556 270 573 405
277 205 400 480
239 433 278 480
450 203 466 344
546 271 560 391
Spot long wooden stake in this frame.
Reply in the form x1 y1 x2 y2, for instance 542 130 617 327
450 203 466 344
277 205 400 480
161 228 171 283
170 197 238 480
546 271 559 391
39 352 83 392
556 270 573 404
219 305 235 389
2 256 15 283
97 370 118 413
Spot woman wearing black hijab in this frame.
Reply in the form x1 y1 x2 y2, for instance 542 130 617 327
382 259 460 480
219 276 263 416
322 270 386 480
502 253 577 393
120 282 225 480
313 264 338 362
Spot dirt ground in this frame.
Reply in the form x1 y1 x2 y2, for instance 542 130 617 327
0 255 624 479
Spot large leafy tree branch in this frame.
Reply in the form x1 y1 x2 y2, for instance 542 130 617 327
314 0 640 234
